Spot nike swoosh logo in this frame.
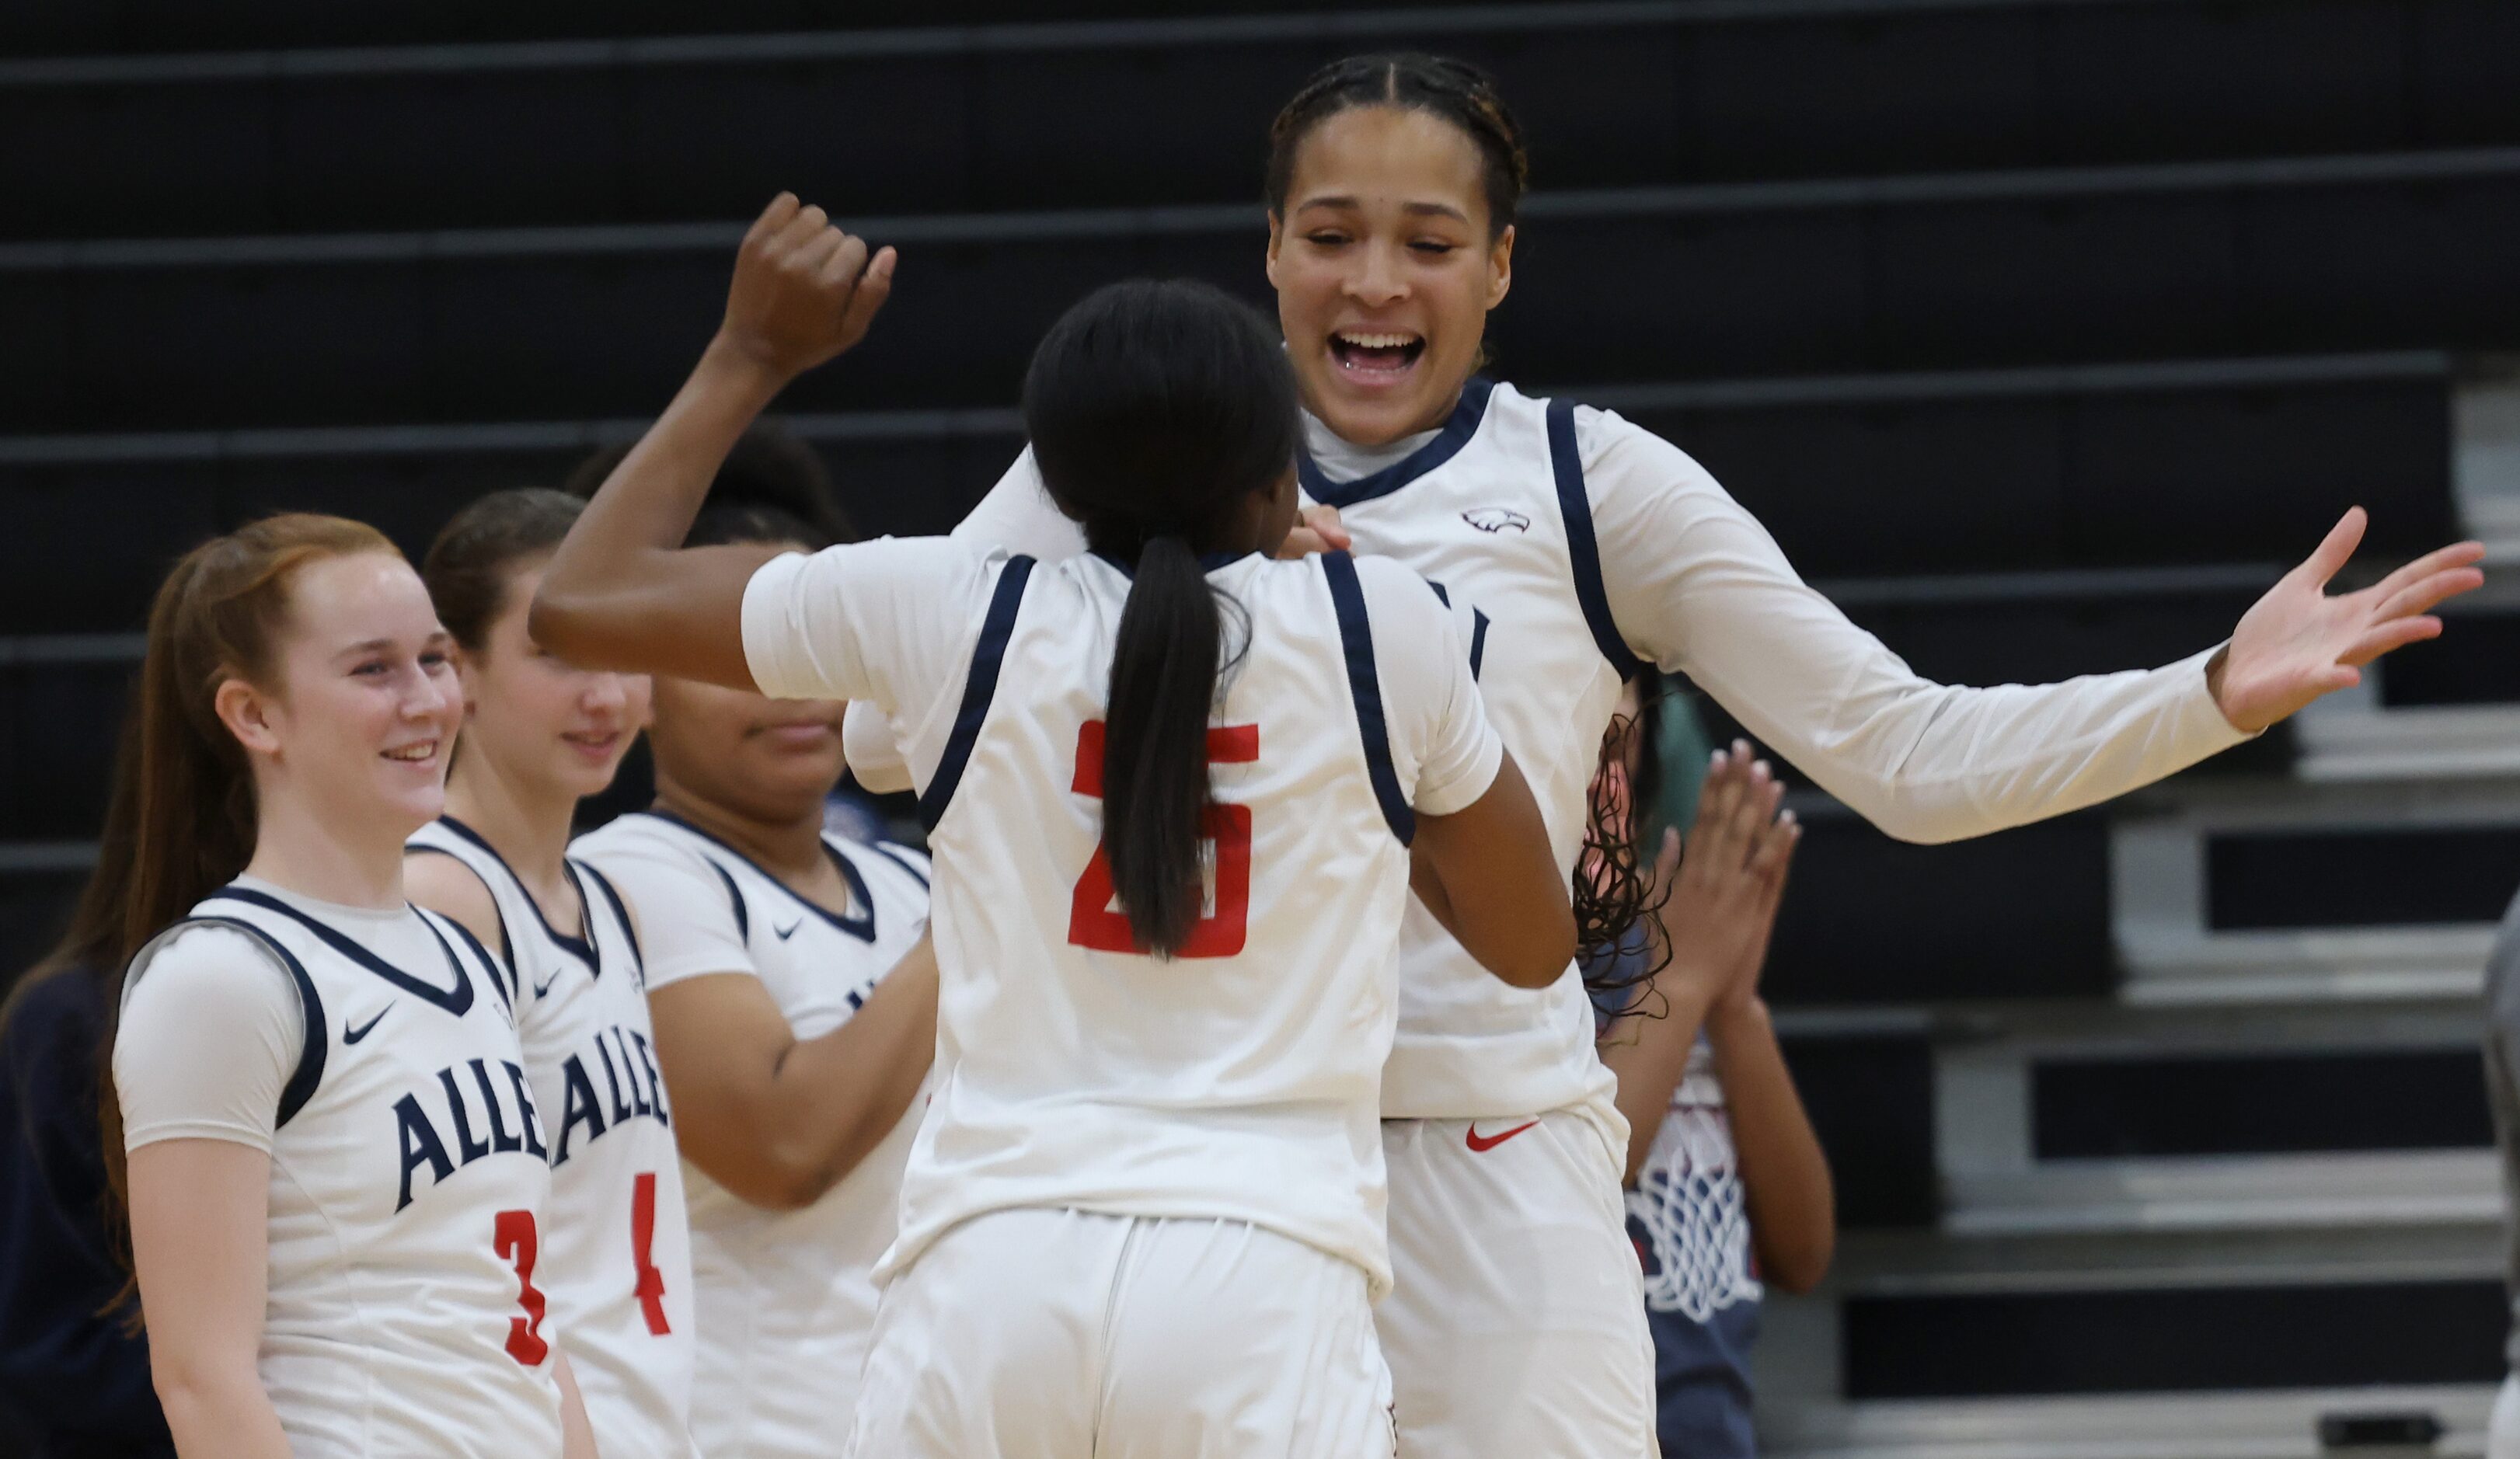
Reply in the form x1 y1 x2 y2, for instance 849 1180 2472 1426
1465 1119 1540 1153
774 919 803 941
343 1005 393 1045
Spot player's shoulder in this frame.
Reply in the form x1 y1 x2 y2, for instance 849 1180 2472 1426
1559 399 1731 503
1342 552 1455 625
571 813 719 883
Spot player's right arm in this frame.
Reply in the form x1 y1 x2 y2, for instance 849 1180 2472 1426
581 840 939 1211
644 938 938 1212
115 928 295 1457
1364 559 1574 988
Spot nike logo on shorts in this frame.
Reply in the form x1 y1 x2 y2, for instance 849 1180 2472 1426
344 1005 394 1044
1465 1119 1539 1153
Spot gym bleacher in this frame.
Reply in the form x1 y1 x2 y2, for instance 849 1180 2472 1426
6 1 2519 1453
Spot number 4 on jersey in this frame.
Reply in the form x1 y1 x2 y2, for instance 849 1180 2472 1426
1067 719 1257 958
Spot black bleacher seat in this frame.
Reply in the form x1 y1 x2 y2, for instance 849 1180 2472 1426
1843 1279 2506 1398
1637 370 2452 580
2207 824 2520 929
0 661 128 844
1774 1029 1939 1228
2033 1046 2494 1159
8 2 2518 231
2379 607 2520 708
1762 809 2113 1007
9 359 2442 638
12 166 2516 434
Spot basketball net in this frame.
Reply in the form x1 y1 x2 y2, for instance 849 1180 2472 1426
1627 1099 1762 1321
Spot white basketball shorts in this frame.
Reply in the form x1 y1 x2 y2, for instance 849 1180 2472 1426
846 1207 1395 1459
1378 1107 1658 1459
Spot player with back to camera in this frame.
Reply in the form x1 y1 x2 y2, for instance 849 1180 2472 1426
104 514 594 1457
400 488 699 1457
848 51 2492 1458
530 194 1574 1457
562 432 940 1455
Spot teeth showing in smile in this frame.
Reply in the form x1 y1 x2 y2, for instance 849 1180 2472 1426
1337 331 1420 350
384 743 436 763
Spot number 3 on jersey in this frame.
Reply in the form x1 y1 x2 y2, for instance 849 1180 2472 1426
1068 719 1257 958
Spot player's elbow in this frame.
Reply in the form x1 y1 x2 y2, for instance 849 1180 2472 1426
1483 902 1577 991
723 1145 838 1213
1758 1227 1837 1295
525 582 601 666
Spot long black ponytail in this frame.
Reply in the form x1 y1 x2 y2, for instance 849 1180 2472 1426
1023 280 1300 958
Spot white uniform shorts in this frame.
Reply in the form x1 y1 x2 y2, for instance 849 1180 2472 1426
1378 1108 1658 1459
847 1207 1396 1459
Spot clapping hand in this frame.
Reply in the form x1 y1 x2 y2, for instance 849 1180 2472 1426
717 193 898 381
2211 508 2486 732
1651 743 1800 1017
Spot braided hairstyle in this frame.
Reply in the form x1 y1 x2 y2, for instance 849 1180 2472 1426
1265 53 1530 239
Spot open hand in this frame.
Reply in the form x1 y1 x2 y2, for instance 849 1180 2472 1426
718 193 897 380
1654 743 1799 1015
2211 508 2486 732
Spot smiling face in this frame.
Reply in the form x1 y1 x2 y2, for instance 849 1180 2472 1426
215 550 466 839
453 561 651 803
1267 104 1514 447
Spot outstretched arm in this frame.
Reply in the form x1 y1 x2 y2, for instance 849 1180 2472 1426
1588 416 2485 844
533 193 896 689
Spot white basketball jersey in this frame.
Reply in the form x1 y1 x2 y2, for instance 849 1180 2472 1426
126 882 565 1457
1296 381 1631 1123
570 811 929 1459
406 818 696 1459
743 544 1499 1300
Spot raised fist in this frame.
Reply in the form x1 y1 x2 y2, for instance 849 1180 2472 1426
717 193 897 379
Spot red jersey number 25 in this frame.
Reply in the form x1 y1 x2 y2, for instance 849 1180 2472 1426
1067 719 1257 958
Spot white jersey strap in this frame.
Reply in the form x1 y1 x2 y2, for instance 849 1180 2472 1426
918 554 1036 833
1546 395 1644 683
1319 551 1415 845
143 914 330 1128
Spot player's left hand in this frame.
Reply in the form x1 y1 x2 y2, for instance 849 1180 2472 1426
717 192 898 381
2209 507 2486 732
1274 504 1352 559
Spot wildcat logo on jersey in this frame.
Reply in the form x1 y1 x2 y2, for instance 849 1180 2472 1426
552 1024 673 1165
1462 507 1531 534
393 1058 548 1210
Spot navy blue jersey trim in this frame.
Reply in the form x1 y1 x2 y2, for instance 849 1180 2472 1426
1547 395 1644 683
435 815 597 975
573 858 644 983
1319 552 1416 845
164 916 328 1128
431 911 514 1015
1468 608 1491 680
203 886 474 1016
406 841 514 971
1299 377 1496 509
709 858 750 942
866 842 932 890
640 810 881 945
918 555 1035 834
